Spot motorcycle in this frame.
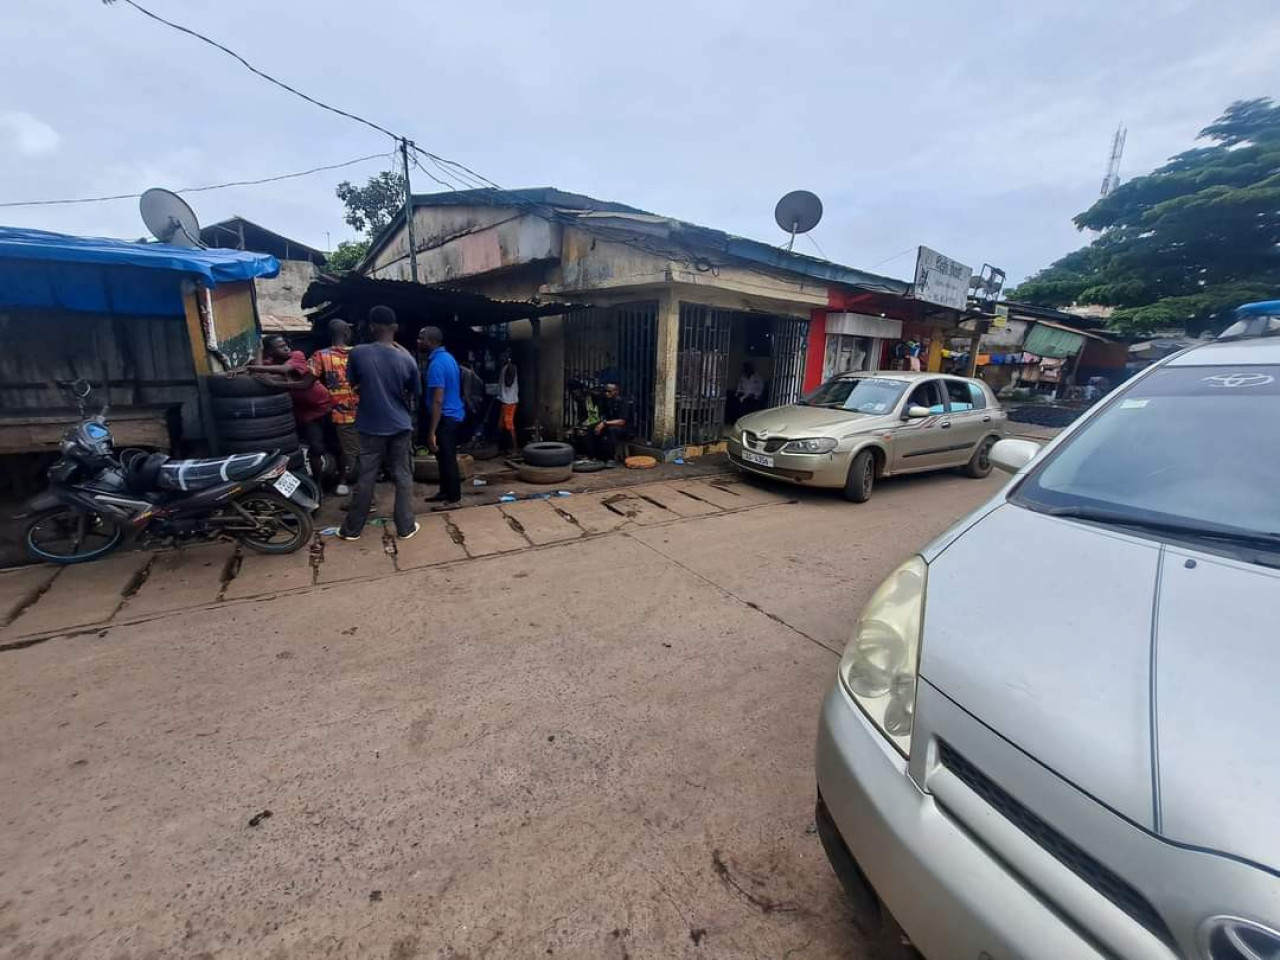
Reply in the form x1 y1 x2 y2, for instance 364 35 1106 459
17 381 317 564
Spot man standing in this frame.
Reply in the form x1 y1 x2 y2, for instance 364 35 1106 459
337 306 421 541
590 382 635 462
243 335 332 483
419 325 465 509
309 319 359 496
497 350 519 454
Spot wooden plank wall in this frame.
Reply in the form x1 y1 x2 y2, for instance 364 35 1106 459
0 309 203 440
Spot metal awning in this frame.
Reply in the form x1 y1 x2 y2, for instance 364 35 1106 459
1024 319 1110 359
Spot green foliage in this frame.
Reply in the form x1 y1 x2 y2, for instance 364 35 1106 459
1010 98 1280 333
326 239 369 273
335 170 406 235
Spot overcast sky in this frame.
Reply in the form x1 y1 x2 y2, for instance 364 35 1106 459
3 0 1278 284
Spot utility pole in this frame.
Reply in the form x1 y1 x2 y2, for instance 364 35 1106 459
1100 123 1127 197
400 137 419 282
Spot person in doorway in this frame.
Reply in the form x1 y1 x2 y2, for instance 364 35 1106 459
243 335 332 482
419 325 465 509
497 350 519 454
337 305 421 541
589 383 635 462
726 360 764 423
309 319 359 496
457 356 487 445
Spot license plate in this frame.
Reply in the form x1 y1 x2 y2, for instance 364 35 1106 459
742 450 774 468
273 471 301 497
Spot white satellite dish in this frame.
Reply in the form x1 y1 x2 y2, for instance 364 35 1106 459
140 188 204 248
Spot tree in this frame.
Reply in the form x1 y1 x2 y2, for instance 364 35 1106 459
1010 98 1280 333
326 239 369 273
335 170 406 235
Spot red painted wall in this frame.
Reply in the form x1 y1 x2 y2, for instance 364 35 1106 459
804 309 827 392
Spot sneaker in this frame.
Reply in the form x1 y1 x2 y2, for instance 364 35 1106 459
430 500 462 512
398 521 422 540
335 483 351 496
336 530 361 541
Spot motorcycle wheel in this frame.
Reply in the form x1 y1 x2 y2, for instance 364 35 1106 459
23 507 125 564
230 491 313 554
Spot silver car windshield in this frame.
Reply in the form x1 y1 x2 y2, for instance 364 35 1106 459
803 377 908 414
1013 364 1280 538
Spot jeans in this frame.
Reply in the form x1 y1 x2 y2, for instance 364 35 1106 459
587 425 630 462
333 422 360 484
297 417 327 483
435 417 461 502
340 430 415 537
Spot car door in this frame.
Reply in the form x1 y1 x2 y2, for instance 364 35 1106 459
939 377 988 464
889 379 955 472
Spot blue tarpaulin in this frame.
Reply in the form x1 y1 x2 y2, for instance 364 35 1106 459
0 226 279 316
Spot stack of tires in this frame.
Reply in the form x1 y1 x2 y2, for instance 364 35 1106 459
208 375 299 455
518 442 575 484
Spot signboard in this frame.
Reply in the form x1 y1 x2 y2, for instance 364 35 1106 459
913 246 972 310
994 303 1009 328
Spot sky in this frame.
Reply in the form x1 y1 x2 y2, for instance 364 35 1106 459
2 0 1279 286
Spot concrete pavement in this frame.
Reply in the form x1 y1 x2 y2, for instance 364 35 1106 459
0 469 1004 959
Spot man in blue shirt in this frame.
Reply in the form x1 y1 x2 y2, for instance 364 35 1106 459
337 305 422 541
419 325 466 508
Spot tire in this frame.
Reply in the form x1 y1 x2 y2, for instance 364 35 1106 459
522 441 575 468
217 413 297 441
517 463 572 485
212 393 292 419
572 458 606 473
413 453 475 483
223 435 300 455
467 442 501 462
962 436 997 479
295 473 322 512
230 491 313 554
207 375 282 399
842 449 876 503
23 507 125 564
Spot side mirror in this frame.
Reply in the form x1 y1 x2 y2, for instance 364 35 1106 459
904 405 931 419
990 438 1042 475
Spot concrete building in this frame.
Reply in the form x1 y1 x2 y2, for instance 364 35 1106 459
360 188 961 448
202 217 326 338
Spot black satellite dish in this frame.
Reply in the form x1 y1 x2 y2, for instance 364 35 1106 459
774 190 823 251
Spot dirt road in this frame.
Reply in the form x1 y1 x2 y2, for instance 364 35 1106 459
0 470 1003 960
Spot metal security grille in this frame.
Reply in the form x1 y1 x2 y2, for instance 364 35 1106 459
770 315 809 406
676 303 732 445
563 302 657 442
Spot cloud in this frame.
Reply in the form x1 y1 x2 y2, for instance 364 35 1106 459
0 111 60 156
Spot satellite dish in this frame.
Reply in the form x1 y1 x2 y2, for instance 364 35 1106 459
774 190 823 251
140 188 204 248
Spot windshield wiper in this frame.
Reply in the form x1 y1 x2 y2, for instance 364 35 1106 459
1042 505 1280 551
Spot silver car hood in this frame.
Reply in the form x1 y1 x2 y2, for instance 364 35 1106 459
735 404 879 437
921 502 1280 872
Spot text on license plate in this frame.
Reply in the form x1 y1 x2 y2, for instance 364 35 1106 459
273 471 301 497
742 451 774 468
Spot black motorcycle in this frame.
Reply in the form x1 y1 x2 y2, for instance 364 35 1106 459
18 384 317 564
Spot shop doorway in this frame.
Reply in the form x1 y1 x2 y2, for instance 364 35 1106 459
563 303 657 442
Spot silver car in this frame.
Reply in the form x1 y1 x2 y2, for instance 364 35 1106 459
727 372 1007 501
815 332 1280 959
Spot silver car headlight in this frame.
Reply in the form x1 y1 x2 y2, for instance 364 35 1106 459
838 556 927 757
781 437 837 454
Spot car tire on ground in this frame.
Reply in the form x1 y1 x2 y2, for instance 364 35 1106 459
962 436 996 478
842 448 876 503
207 375 282 399
211 393 292 419
572 458 606 473
412 453 475 483
467 442 501 461
223 435 300 454
517 463 572 485
521 441 575 468
216 412 297 441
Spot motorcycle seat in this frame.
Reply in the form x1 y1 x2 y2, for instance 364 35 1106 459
144 452 272 492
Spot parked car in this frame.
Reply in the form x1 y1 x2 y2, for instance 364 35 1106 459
815 329 1280 958
727 371 1006 501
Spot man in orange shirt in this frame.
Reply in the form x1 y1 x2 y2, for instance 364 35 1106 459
310 319 360 495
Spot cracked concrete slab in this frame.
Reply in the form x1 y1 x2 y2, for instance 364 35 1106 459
0 564 59 626
664 480 750 510
0 551 152 639
500 499 583 545
447 504 528 555
316 531 396 584
553 494 632 535
629 482 723 517
222 544 314 600
393 514 468 570
116 543 236 619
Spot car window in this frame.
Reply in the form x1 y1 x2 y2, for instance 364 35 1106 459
803 376 908 414
967 382 987 410
907 380 946 415
1012 363 1280 535
944 379 974 412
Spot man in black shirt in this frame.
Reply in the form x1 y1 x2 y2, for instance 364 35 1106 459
589 382 635 462
337 305 422 541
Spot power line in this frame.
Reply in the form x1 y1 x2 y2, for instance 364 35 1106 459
868 247 917 270
0 152 391 208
